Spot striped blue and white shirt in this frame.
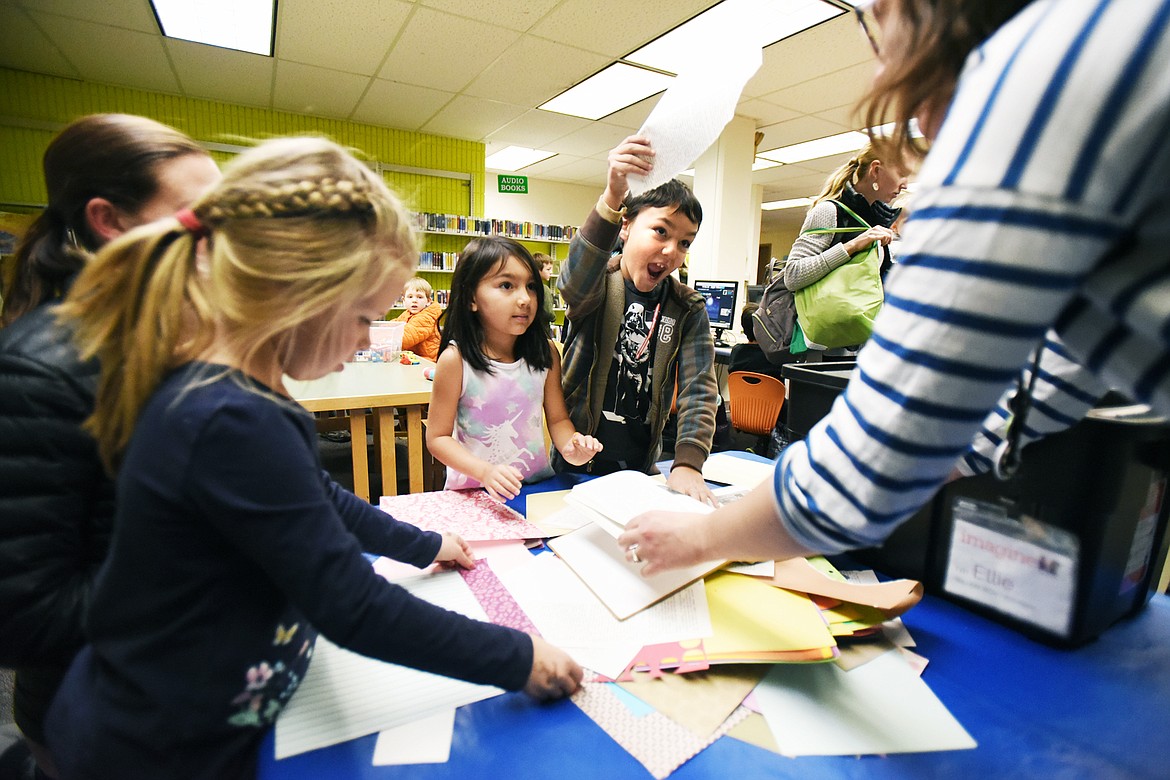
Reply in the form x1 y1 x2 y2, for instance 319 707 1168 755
775 0 1170 552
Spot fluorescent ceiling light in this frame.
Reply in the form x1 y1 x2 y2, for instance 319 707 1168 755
752 158 782 171
485 146 558 171
627 0 841 76
539 62 674 120
757 130 869 165
151 0 276 56
762 197 812 211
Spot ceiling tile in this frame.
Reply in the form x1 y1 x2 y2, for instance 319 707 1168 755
527 154 609 184
273 60 370 119
0 5 78 78
501 152 580 178
32 12 179 93
541 121 630 158
756 114 851 151
419 0 563 33
20 0 158 32
736 98 801 127
378 6 519 93
530 0 717 59
167 39 274 108
602 94 661 131
353 79 454 131
485 110 592 150
744 12 872 98
761 61 875 113
463 36 608 106
421 94 528 141
279 0 412 75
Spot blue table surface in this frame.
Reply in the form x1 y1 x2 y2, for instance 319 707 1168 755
261 473 1170 780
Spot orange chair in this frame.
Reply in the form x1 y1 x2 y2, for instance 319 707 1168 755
727 371 786 454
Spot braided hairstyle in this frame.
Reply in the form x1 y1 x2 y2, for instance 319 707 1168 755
59 136 418 472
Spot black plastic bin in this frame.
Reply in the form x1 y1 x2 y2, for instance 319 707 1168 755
780 362 1170 646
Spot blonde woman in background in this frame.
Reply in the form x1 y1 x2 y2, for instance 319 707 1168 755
781 142 909 357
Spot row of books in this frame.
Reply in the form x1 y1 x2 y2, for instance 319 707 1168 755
391 288 564 310
412 212 577 242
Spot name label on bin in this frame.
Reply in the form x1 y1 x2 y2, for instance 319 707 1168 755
944 498 1078 637
498 175 528 194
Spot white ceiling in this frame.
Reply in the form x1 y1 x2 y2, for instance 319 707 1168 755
0 0 878 231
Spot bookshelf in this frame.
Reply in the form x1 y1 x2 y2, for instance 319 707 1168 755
391 211 577 327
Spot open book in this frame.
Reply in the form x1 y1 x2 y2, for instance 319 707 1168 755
549 470 727 620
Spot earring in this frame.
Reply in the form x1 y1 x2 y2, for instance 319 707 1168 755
872 181 879 192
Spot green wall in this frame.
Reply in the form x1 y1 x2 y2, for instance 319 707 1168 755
0 67 484 216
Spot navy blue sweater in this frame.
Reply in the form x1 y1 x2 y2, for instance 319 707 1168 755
46 363 532 779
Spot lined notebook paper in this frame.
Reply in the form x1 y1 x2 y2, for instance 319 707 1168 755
273 571 504 759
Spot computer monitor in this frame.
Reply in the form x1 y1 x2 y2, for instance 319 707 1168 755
693 279 738 343
745 284 765 304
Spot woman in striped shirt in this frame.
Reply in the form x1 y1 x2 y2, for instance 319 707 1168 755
618 0 1170 570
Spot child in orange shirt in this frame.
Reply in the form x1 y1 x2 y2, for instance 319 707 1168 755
395 277 442 361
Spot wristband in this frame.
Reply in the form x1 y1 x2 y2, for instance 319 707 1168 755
596 197 627 225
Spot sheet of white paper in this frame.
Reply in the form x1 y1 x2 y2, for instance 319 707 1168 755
371 710 455 766
548 521 723 620
627 43 762 196
562 644 645 681
495 552 711 647
274 571 503 759
702 452 775 489
754 649 976 756
568 471 715 529
467 539 536 574
726 560 776 577
562 497 627 539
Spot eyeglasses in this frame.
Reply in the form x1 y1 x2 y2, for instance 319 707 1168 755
854 0 881 57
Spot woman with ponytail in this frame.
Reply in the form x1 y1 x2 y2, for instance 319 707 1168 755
779 141 909 356
0 114 219 779
45 137 580 779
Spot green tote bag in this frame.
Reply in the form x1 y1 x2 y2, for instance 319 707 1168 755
792 200 884 349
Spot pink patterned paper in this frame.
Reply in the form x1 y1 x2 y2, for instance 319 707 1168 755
379 489 546 541
458 560 541 635
571 682 750 779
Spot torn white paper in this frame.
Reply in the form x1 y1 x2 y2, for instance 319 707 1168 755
628 44 763 195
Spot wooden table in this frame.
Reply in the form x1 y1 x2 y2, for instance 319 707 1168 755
286 361 433 502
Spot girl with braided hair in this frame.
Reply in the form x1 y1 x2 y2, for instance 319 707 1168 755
44 137 581 779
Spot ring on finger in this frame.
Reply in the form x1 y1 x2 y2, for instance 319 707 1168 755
627 543 641 563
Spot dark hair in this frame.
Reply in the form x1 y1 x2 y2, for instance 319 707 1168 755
861 0 1031 160
741 302 759 341
624 178 702 227
2 114 207 325
439 235 552 374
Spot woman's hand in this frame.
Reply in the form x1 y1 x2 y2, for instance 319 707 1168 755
558 432 603 466
524 635 584 701
480 463 524 501
433 531 475 570
844 225 896 255
617 510 713 577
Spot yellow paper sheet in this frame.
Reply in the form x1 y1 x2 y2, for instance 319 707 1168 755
703 572 836 660
523 489 581 536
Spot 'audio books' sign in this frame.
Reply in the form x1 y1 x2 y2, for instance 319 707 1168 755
498 175 528 194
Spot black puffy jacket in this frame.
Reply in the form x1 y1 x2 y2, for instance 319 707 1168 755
0 302 114 668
